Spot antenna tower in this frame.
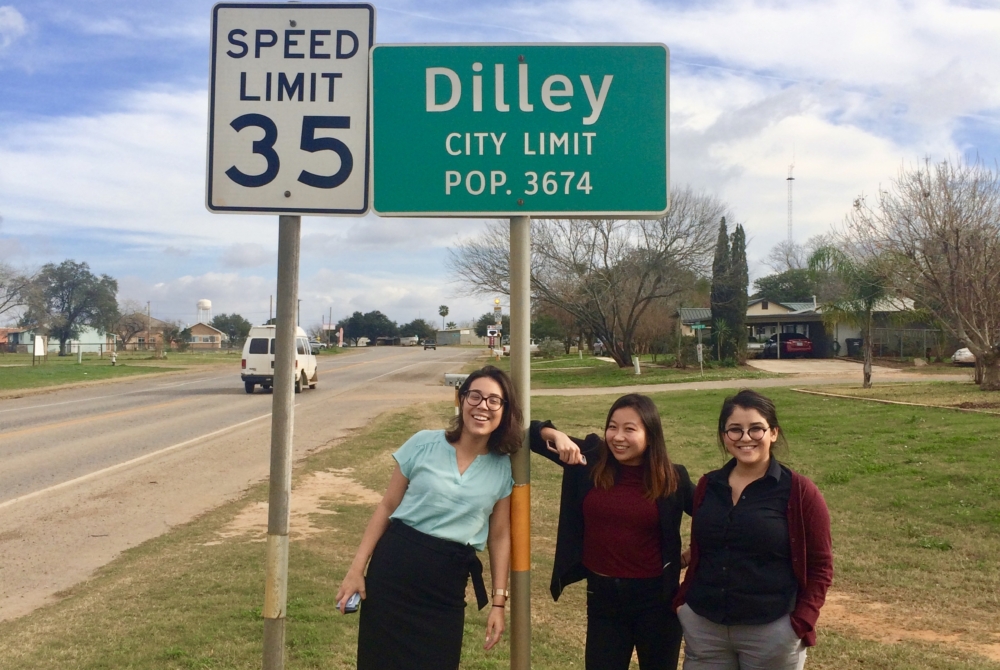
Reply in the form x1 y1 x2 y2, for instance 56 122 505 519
786 164 795 244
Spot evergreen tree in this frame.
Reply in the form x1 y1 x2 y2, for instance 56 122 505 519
709 217 731 360
729 224 749 362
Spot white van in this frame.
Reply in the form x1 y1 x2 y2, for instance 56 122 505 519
241 325 318 394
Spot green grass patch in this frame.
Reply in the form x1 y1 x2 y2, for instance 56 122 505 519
2 391 999 669
486 353 775 388
0 357 183 390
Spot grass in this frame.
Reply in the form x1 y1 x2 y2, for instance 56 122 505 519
1 390 999 669
485 353 776 388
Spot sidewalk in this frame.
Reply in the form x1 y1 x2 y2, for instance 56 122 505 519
531 370 972 396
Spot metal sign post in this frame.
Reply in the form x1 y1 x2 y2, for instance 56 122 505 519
693 324 705 377
207 5 374 669
508 215 531 670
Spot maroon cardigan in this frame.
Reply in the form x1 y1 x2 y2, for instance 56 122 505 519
674 468 833 647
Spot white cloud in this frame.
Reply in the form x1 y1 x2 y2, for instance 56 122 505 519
221 243 272 269
0 5 26 50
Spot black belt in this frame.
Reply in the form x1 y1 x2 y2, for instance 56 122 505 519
389 520 489 610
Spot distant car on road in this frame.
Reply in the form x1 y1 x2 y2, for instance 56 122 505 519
951 348 975 365
308 340 325 354
423 340 436 350
762 333 813 359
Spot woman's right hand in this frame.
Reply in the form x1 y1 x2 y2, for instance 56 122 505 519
336 569 366 614
544 429 586 465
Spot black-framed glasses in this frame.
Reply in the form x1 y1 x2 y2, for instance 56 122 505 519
464 390 506 410
725 426 769 441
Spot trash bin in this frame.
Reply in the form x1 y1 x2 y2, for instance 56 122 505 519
846 338 863 357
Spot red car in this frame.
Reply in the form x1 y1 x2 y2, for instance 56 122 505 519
763 333 813 358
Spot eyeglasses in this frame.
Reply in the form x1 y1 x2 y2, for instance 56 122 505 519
464 390 506 411
725 426 769 441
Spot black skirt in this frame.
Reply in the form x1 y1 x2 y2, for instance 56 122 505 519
357 520 488 670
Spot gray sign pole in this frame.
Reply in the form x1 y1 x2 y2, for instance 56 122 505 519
262 215 300 670
508 215 531 670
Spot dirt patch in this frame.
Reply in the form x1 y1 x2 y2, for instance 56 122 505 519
207 468 381 544
823 592 1000 661
955 401 1000 409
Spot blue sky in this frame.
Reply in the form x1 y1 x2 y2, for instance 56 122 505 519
2 0 999 328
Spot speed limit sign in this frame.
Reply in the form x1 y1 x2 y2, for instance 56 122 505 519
207 3 374 214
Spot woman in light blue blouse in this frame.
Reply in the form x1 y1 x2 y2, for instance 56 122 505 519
336 365 523 670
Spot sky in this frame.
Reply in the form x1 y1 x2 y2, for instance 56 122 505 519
1 0 999 330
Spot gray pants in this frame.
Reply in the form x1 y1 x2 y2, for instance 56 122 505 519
677 604 807 670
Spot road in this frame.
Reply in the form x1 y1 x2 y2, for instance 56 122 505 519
0 346 480 622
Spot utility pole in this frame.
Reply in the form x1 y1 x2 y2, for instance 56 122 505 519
787 164 795 244
147 301 151 352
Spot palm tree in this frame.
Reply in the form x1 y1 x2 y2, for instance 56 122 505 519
438 305 449 330
808 247 891 389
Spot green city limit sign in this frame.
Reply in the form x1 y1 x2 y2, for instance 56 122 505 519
371 44 669 217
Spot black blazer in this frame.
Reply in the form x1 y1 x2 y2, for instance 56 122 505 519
529 420 695 602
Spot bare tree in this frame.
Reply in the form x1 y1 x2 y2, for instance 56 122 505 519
762 234 837 273
112 299 148 350
846 158 1000 390
446 186 727 366
0 261 32 321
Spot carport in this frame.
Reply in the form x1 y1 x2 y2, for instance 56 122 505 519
745 299 830 358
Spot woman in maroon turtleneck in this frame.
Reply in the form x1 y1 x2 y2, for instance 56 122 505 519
530 394 694 670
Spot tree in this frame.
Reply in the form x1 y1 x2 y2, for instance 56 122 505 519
21 260 118 355
445 321 457 330
446 185 727 367
709 219 748 361
752 269 817 303
531 314 565 341
211 313 253 348
438 305 449 330
0 262 31 321
474 312 510 338
729 224 749 362
762 234 837 273
844 158 1000 390
336 310 398 344
809 247 891 389
399 318 436 340
112 300 148 349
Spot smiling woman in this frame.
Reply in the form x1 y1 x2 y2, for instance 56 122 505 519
335 365 523 670
674 389 832 670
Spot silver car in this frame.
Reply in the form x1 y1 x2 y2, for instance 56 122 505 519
951 348 975 365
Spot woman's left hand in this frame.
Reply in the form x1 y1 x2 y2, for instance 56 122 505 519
484 606 506 650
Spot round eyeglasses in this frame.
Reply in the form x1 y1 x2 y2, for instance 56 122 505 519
465 390 506 411
725 426 769 441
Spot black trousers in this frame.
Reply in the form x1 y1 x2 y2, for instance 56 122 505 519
357 521 486 670
586 573 683 670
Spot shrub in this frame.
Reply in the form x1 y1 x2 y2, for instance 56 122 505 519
538 339 565 359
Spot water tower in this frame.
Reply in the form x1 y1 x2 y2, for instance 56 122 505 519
196 299 212 324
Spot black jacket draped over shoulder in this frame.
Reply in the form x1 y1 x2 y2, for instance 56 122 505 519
529 420 695 602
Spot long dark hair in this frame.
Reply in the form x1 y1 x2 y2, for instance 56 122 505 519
444 365 523 455
590 394 678 500
716 389 788 457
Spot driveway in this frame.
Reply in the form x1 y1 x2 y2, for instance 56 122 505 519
746 358 901 375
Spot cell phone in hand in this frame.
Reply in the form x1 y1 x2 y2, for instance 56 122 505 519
340 592 361 614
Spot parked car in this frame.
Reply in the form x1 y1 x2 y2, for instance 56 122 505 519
308 340 325 354
762 333 813 358
241 325 318 394
951 347 975 365
423 340 436 350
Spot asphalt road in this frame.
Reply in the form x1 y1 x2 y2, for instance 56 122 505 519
0 345 480 621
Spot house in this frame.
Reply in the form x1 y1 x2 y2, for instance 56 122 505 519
436 328 486 346
125 315 174 351
5 326 116 354
678 297 932 358
188 322 227 350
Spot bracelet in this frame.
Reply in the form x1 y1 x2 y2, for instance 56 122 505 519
492 604 505 608
491 588 510 598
